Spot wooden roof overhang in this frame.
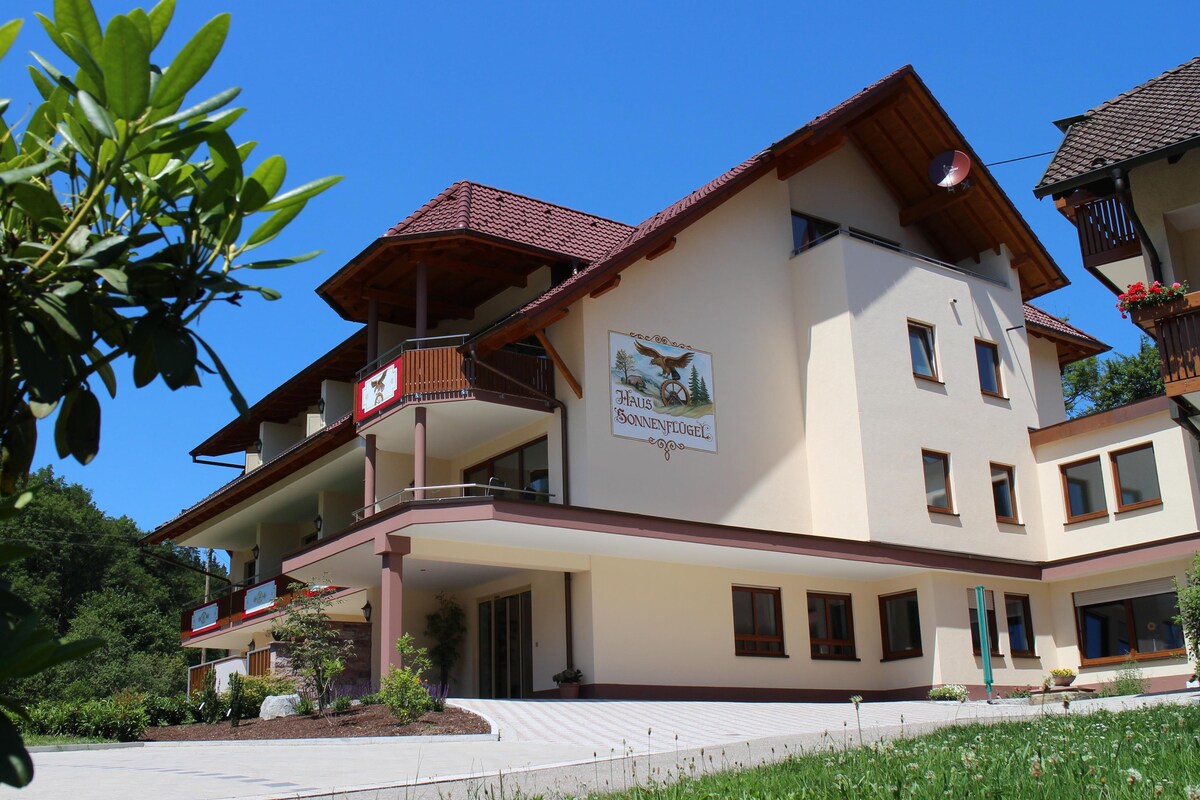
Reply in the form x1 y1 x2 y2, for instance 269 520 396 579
773 69 1067 301
316 232 575 327
149 416 359 545
473 67 1067 355
1026 322 1110 367
192 329 366 458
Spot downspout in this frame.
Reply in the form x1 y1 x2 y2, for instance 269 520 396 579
470 348 570 505
1111 167 1164 284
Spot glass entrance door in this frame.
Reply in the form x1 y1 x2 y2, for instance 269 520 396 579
478 590 533 698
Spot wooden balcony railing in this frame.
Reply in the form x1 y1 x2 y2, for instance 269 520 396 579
1074 195 1141 269
356 341 554 423
1132 292 1200 397
180 574 301 640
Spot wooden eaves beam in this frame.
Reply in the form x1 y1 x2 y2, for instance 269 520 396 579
534 329 583 399
361 286 475 320
775 130 847 181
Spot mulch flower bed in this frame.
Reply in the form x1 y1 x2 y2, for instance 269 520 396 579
139 704 490 742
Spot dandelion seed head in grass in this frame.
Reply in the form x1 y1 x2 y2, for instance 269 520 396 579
1030 757 1043 779
1127 767 1143 785
1188 786 1200 800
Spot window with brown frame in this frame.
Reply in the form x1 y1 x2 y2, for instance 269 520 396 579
1004 593 1036 658
908 322 938 380
975 339 1003 397
732 586 785 656
879 590 922 660
967 589 1002 657
922 450 953 513
1110 443 1162 513
807 592 855 659
463 437 549 501
1060 456 1107 522
1075 590 1184 666
991 463 1018 523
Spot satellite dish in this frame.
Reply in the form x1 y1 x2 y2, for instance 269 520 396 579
928 150 972 189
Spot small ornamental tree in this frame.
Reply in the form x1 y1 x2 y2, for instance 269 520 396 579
1176 552 1200 675
423 591 465 689
271 584 354 716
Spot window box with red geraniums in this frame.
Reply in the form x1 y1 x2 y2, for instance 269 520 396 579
1117 280 1189 319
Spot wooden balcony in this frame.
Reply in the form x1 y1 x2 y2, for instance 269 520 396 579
356 339 555 424
1073 195 1141 269
1131 292 1200 397
180 574 301 641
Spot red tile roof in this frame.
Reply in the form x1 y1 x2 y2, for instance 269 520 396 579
1023 302 1109 364
385 180 633 263
1035 56 1200 196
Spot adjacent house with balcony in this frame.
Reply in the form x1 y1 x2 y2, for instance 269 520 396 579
1034 55 1200 434
149 64 1200 700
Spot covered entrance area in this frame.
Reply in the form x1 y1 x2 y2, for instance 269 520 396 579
478 589 533 699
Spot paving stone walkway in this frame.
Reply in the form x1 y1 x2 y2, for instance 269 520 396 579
13 693 1194 800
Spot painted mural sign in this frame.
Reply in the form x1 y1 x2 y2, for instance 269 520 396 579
190 602 219 634
355 356 402 421
243 580 278 617
609 331 716 460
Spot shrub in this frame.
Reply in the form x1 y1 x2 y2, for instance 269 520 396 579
380 634 433 724
1005 686 1033 699
20 696 149 741
333 695 352 712
233 674 298 720
1098 660 1147 697
143 694 193 727
294 694 315 716
197 668 224 724
928 684 969 702
427 682 449 712
357 692 380 707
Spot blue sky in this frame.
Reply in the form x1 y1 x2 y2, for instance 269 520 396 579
7 1 1198 531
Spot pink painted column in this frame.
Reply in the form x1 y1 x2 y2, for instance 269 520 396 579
378 536 410 677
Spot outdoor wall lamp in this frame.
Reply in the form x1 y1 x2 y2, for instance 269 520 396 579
251 544 260 560
362 600 372 622
313 515 323 536
248 439 262 455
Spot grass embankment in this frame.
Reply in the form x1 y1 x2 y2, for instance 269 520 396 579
589 702 1200 799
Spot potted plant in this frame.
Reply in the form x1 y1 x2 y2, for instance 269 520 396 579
1118 280 1189 323
552 667 583 699
1050 667 1076 687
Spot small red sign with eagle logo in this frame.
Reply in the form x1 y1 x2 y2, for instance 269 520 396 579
356 356 403 422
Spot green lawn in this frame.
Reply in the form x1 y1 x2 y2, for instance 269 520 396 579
22 734 114 747
587 702 1200 799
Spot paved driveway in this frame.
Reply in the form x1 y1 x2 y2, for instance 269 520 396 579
14 694 1191 800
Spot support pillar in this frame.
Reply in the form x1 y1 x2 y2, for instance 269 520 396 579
363 434 377 518
378 536 410 677
413 262 428 501
366 298 379 362
564 572 574 670
364 297 379 517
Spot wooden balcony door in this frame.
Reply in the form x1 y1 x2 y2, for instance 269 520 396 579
478 591 533 698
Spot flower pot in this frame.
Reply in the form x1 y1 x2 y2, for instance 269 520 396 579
1052 675 1076 688
557 682 580 699
1129 298 1188 325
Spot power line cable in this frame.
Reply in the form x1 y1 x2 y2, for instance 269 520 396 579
984 150 1057 167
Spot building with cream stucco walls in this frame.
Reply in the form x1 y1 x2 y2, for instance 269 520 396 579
149 64 1199 701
